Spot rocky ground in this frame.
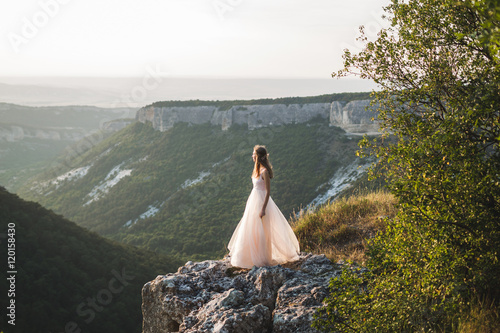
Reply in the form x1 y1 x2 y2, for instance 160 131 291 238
141 253 340 333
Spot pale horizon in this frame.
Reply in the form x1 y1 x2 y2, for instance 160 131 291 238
0 76 378 108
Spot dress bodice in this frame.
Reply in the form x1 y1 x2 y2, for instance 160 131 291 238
252 173 266 191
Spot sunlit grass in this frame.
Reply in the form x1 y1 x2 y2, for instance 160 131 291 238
456 296 500 333
291 190 398 265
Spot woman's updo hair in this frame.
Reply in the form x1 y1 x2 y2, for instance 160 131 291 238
253 145 274 179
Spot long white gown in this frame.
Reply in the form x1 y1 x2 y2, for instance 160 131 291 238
228 172 300 268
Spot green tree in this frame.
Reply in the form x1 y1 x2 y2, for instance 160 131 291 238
315 0 500 331
467 0 500 59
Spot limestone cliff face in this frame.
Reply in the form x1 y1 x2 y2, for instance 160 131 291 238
141 253 338 333
136 100 379 133
330 100 380 134
329 100 378 125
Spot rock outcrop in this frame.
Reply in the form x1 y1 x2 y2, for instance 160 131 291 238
101 119 135 132
136 100 379 133
142 253 339 333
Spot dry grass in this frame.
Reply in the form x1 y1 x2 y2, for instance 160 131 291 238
456 297 500 333
291 191 398 265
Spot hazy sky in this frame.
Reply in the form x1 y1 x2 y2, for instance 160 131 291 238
1 0 390 78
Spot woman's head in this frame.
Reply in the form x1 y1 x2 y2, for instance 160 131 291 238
252 145 273 178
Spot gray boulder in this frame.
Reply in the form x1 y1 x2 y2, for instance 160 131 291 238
141 253 340 333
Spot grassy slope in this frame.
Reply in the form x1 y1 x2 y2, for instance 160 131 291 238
292 190 398 264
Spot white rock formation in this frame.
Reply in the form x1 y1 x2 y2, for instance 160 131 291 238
136 100 379 133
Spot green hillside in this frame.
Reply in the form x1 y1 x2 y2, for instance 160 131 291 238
18 119 369 262
0 187 181 333
0 133 74 191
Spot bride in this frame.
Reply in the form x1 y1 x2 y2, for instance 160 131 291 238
228 145 300 268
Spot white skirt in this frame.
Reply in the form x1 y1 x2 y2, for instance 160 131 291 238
228 188 300 268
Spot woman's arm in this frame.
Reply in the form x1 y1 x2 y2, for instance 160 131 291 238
259 170 271 218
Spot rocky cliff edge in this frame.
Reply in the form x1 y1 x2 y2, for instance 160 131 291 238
141 253 339 333
136 100 379 133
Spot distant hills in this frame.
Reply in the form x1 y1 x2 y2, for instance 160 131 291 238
0 102 135 191
0 187 181 333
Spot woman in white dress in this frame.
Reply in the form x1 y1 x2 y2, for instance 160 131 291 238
228 145 300 268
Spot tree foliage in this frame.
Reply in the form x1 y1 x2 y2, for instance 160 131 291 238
315 0 500 331
148 92 371 110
